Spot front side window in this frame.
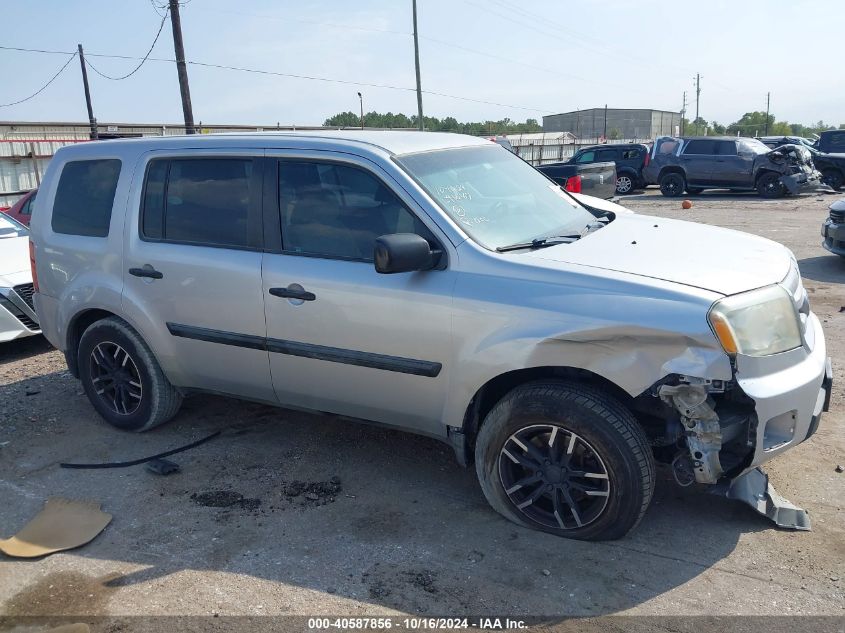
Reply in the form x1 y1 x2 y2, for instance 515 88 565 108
278 160 434 261
716 141 738 156
397 145 596 251
575 151 595 163
52 159 121 237
142 158 257 249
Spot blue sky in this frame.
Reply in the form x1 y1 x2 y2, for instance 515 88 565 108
1 0 843 127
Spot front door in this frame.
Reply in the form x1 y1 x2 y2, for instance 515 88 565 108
261 152 455 434
712 140 751 186
123 151 275 402
679 139 718 186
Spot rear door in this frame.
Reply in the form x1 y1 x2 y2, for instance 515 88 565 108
261 150 455 434
680 139 718 185
122 150 275 402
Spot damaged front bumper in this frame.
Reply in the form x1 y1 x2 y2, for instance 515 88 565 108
658 311 831 529
780 168 829 195
822 216 845 256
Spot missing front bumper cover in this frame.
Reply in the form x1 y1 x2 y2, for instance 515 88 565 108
720 466 811 530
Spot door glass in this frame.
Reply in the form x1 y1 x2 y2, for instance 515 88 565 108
597 150 617 161
278 161 432 261
575 151 595 163
141 158 255 248
716 141 738 156
683 140 718 155
52 159 121 237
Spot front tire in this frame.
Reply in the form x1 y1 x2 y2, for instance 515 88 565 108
756 172 786 198
78 317 182 431
474 381 655 541
822 169 843 191
659 172 685 197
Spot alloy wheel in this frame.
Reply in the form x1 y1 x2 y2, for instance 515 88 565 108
89 342 143 416
616 176 633 193
498 424 611 530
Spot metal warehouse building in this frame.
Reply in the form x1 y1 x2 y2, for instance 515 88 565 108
542 108 681 141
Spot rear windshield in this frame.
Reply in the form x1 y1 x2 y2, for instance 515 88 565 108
52 159 121 237
396 145 595 251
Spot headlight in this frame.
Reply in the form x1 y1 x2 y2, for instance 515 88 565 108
708 285 802 357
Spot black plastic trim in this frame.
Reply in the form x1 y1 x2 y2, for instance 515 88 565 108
166 322 442 377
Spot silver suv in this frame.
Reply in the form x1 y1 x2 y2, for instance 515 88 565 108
30 132 831 540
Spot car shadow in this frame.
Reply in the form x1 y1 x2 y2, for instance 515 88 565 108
0 370 772 618
798 254 845 283
0 335 52 364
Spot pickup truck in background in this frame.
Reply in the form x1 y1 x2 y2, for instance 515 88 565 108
815 130 845 154
536 160 617 200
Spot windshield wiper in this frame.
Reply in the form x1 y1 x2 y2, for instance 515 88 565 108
496 234 581 253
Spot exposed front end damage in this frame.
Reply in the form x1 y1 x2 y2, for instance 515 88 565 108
644 307 832 530
763 144 829 194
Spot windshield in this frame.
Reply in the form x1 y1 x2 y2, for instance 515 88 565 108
396 146 596 250
0 213 28 239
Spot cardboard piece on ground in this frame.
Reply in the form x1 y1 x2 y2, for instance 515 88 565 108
0 497 112 558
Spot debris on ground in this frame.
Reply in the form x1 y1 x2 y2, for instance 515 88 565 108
542 569 551 576
145 458 180 476
0 498 111 558
406 569 438 594
60 430 220 470
190 490 261 511
283 476 342 505
836 464 843 473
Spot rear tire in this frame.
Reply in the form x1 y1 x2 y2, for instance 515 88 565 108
78 317 182 431
756 172 786 198
659 172 685 197
822 169 844 191
615 174 635 195
474 381 655 541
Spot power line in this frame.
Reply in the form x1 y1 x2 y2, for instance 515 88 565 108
85 8 169 80
0 45 555 113
0 52 77 108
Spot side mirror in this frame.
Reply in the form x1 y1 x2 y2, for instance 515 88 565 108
374 233 436 274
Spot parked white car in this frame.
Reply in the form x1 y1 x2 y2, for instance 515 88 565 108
0 213 40 341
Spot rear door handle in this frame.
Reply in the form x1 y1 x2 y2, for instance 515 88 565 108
129 266 163 279
269 287 316 301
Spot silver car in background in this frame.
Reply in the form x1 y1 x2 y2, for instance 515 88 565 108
30 132 831 540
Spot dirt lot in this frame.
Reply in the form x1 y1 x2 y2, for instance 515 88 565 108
1 189 843 624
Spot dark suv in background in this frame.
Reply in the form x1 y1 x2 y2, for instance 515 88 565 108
569 143 651 194
643 136 823 198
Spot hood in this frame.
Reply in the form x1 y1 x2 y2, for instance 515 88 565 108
0 235 32 283
526 214 791 296
569 192 634 215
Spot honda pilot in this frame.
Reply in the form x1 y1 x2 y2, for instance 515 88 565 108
30 132 831 540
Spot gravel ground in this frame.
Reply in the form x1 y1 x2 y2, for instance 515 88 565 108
0 189 843 625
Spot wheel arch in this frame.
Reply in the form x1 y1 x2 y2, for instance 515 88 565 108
65 308 121 377
657 166 685 181
459 366 635 463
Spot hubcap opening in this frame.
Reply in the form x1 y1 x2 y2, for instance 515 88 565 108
498 424 611 530
89 342 143 416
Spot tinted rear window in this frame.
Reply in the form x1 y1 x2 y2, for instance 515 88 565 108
52 159 121 237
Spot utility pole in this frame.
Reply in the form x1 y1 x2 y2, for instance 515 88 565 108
358 92 364 130
694 73 701 134
412 0 424 131
603 104 607 141
169 0 196 134
680 90 687 135
77 45 98 140
765 92 771 136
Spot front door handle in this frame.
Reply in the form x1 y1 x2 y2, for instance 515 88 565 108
129 266 163 279
269 286 316 301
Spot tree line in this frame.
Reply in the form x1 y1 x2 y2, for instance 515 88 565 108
324 111 542 135
684 112 844 138
326 109 844 139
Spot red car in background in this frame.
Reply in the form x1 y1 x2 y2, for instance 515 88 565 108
2 189 37 227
